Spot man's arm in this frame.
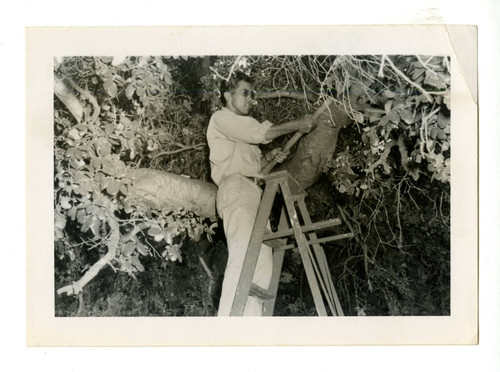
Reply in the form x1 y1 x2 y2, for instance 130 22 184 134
264 115 314 142
260 148 290 169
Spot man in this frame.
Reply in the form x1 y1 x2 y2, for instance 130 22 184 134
207 72 313 316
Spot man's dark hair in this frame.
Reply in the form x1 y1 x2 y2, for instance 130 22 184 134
220 71 253 107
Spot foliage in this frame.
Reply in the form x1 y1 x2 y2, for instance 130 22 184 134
55 239 226 316
54 56 215 301
55 54 451 317
200 55 450 315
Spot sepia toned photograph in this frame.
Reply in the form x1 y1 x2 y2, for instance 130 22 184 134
53 54 451 318
26 26 477 346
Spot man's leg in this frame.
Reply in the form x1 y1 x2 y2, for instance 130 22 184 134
216 177 273 316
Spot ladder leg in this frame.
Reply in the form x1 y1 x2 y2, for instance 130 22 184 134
230 181 279 316
262 207 289 316
262 250 285 316
297 198 344 316
280 181 328 316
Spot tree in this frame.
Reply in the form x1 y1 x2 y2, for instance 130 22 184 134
54 54 450 316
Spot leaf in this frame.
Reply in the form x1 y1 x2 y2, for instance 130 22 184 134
352 112 364 123
164 232 173 245
65 148 76 157
136 243 148 256
101 161 117 176
97 207 106 221
103 79 118 97
437 113 450 129
111 56 127 66
154 234 165 242
94 139 112 156
59 196 72 210
100 177 111 191
412 68 425 81
387 111 400 123
122 242 136 256
125 84 135 99
68 128 81 141
119 183 128 196
136 87 145 98
67 250 76 261
399 108 415 124
164 71 173 85
384 100 393 113
147 226 163 237
89 218 101 236
120 115 131 126
131 256 144 272
106 179 120 195
55 213 67 229
67 207 77 220
443 93 451 110
436 128 447 140
384 90 397 98
409 169 420 181
435 153 445 165
86 205 99 215
104 123 115 135
424 70 447 90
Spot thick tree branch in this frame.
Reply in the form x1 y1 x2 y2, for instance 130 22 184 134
256 91 316 102
262 97 335 175
54 75 84 123
65 78 101 124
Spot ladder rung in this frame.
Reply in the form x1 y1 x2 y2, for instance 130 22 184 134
249 283 275 300
264 170 306 197
265 238 287 249
263 218 341 241
274 232 355 251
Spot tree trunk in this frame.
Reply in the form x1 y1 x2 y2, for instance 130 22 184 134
125 169 217 218
276 103 351 189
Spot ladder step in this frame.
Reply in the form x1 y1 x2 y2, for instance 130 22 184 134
264 170 305 197
265 238 287 249
249 283 275 301
263 218 342 241
274 232 355 251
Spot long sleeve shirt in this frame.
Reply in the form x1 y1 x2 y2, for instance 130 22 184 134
207 107 273 186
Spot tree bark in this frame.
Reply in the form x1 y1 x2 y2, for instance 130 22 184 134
276 102 351 189
125 169 218 218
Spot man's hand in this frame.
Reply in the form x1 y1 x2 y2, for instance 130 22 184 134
267 148 290 163
297 114 314 134
264 114 315 142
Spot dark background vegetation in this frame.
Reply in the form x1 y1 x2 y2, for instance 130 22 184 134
54 55 450 316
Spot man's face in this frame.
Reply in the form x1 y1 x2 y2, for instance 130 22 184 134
226 81 255 116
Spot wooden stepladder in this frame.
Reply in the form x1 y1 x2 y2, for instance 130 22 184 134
230 170 354 316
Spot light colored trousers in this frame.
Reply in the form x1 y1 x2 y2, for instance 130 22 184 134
216 174 273 316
